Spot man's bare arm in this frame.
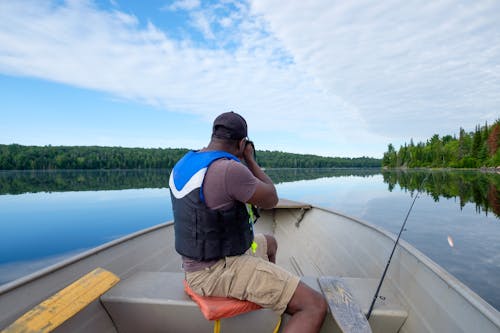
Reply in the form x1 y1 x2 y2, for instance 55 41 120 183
243 143 278 209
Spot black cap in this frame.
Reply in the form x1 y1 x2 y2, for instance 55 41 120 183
212 111 248 140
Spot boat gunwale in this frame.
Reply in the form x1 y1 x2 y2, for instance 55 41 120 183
310 204 500 325
0 221 174 295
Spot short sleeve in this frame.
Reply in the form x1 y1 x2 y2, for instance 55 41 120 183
224 160 258 203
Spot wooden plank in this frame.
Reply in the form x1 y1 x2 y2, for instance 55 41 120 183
318 276 372 333
274 199 312 210
1 267 120 333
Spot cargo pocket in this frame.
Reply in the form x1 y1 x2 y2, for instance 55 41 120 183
214 265 236 298
246 261 286 307
185 260 228 296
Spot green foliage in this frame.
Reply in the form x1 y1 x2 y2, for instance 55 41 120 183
256 150 380 168
0 144 381 170
382 144 397 168
0 145 189 170
382 119 500 168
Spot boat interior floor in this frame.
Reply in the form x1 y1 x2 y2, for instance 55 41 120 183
101 271 408 333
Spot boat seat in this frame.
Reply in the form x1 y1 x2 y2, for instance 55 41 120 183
302 276 408 333
100 271 281 333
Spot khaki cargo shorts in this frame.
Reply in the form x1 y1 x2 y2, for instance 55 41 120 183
185 234 300 314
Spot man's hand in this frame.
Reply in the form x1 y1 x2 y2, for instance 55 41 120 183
242 140 256 164
242 140 278 209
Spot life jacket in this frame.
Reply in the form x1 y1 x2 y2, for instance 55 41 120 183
169 150 255 261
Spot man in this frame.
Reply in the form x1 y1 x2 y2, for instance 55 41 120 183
169 111 327 333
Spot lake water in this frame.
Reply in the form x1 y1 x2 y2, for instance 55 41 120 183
0 169 499 311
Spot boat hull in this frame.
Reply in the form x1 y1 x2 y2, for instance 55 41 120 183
0 201 498 332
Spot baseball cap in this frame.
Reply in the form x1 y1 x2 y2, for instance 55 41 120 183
212 111 248 140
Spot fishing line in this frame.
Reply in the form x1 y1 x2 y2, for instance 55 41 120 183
366 172 430 320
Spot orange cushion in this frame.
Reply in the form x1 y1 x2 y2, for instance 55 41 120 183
183 280 261 320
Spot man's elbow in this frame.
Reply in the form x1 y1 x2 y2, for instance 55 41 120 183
261 193 279 210
270 194 279 208
249 184 279 209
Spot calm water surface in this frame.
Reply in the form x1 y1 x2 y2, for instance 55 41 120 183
0 169 499 311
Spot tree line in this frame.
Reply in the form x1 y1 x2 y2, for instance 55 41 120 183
256 150 380 168
0 145 189 170
382 120 500 168
0 144 381 170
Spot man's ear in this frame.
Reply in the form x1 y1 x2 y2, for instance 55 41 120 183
237 139 246 154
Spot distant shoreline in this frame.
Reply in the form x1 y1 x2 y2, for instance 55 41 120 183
382 166 500 173
3 166 500 172
0 144 382 170
0 166 383 172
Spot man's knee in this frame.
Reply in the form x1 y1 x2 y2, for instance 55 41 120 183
264 234 277 248
307 286 327 314
264 234 278 262
317 292 328 317
287 281 327 314
307 288 327 325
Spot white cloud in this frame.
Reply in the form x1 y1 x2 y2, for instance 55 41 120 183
219 16 233 28
1 0 498 157
250 0 500 142
162 0 201 11
0 0 383 156
190 10 216 40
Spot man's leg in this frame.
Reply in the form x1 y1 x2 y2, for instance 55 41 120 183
264 234 277 263
283 281 327 333
262 233 326 332
187 235 327 332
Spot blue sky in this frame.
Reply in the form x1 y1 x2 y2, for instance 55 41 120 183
1 0 499 158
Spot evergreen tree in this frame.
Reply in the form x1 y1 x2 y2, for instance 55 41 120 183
487 122 500 156
458 127 467 160
382 120 500 168
472 125 482 160
382 144 397 167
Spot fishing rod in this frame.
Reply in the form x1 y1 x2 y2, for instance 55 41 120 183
366 173 430 320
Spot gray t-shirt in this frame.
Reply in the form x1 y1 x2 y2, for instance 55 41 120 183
181 158 258 272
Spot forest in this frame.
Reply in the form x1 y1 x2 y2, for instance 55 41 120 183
382 120 500 168
0 144 381 170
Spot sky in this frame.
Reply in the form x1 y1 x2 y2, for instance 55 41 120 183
1 0 499 158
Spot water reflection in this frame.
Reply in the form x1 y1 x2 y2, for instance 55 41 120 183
1 169 498 220
267 168 380 184
0 169 171 194
0 168 498 310
0 168 380 195
382 170 500 218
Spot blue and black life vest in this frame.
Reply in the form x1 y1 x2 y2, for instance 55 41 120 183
169 150 255 261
